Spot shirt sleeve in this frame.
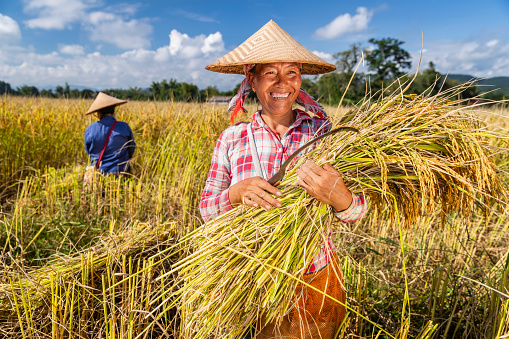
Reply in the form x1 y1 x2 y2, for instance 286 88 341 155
200 133 234 222
84 126 92 156
127 125 136 159
333 192 367 222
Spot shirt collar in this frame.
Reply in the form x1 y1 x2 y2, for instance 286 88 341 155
100 115 116 122
251 109 312 130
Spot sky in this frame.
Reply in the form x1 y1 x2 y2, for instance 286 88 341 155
1 0 509 91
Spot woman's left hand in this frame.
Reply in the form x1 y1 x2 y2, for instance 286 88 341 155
296 160 353 212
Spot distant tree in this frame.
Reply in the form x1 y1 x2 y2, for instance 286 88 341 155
181 82 199 101
55 85 64 97
407 62 444 95
366 38 411 82
17 85 39 97
315 73 345 105
301 78 317 98
64 83 71 98
0 81 13 95
334 43 364 74
81 89 94 99
70 89 81 98
40 89 56 98
201 86 220 100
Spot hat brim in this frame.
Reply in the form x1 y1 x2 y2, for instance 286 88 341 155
206 60 336 75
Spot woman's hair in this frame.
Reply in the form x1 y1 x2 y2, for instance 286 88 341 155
98 105 116 116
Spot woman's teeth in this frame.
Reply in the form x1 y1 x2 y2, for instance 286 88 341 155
271 93 289 99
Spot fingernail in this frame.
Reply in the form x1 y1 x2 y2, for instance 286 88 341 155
253 203 258 207
276 191 282 196
265 205 271 210
276 203 281 207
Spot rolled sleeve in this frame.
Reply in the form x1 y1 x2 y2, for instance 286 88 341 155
200 134 233 222
333 192 367 222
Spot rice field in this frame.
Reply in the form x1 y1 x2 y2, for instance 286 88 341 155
0 94 508 338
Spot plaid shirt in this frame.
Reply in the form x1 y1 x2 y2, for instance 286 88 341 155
200 109 367 273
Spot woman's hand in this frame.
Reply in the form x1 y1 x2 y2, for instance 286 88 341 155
229 177 283 210
297 160 353 211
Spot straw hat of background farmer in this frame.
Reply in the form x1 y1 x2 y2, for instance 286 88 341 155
84 92 136 174
201 20 367 338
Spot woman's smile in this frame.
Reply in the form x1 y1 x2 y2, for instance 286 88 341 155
270 92 291 100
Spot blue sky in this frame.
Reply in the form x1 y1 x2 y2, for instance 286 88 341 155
1 0 508 91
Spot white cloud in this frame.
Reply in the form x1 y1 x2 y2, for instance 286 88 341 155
0 29 241 91
23 0 91 29
314 7 373 40
414 39 509 78
86 11 153 49
59 44 85 55
311 50 335 64
169 30 224 58
486 39 498 48
0 14 22 41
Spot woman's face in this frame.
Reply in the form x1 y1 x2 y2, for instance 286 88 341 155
247 62 301 118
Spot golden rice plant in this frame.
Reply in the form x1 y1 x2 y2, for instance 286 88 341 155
0 220 180 338
166 83 507 339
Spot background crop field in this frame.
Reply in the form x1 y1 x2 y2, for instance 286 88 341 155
0 96 508 338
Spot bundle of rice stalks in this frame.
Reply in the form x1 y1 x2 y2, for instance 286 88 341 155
0 220 180 338
165 84 507 338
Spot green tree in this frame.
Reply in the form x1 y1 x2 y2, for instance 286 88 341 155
366 38 411 82
407 62 443 95
17 85 39 97
0 81 13 95
55 85 64 97
181 82 199 101
301 78 317 98
315 73 344 105
334 43 364 74
40 89 56 98
81 89 95 99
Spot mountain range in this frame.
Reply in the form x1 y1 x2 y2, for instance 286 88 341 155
447 74 509 95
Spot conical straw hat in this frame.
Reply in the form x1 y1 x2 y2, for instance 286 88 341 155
206 20 336 75
85 92 127 115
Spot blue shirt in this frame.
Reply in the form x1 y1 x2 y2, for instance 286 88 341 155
84 115 136 173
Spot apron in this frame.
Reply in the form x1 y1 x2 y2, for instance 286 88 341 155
246 123 346 339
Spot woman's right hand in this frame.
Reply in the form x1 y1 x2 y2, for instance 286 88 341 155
228 177 282 210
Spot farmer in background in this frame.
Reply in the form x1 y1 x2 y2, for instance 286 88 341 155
84 92 136 174
201 20 367 338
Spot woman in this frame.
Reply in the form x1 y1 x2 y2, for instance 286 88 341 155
84 92 136 174
201 20 366 338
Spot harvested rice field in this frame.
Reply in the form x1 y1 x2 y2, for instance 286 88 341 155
0 90 508 338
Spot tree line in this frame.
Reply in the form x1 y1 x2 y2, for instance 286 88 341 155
1 37 506 104
0 80 235 102
302 38 505 106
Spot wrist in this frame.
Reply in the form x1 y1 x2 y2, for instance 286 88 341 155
331 190 353 212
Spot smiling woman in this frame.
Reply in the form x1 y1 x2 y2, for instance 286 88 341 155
198 20 367 339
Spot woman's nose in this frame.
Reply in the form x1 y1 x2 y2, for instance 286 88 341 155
274 74 289 86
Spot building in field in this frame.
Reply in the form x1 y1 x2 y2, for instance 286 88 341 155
206 96 231 105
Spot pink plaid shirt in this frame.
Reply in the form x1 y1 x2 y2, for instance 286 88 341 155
200 109 367 273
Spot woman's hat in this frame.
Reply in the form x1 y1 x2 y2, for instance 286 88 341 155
206 20 336 75
85 92 128 115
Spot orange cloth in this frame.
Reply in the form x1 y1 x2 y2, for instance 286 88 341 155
255 255 346 339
